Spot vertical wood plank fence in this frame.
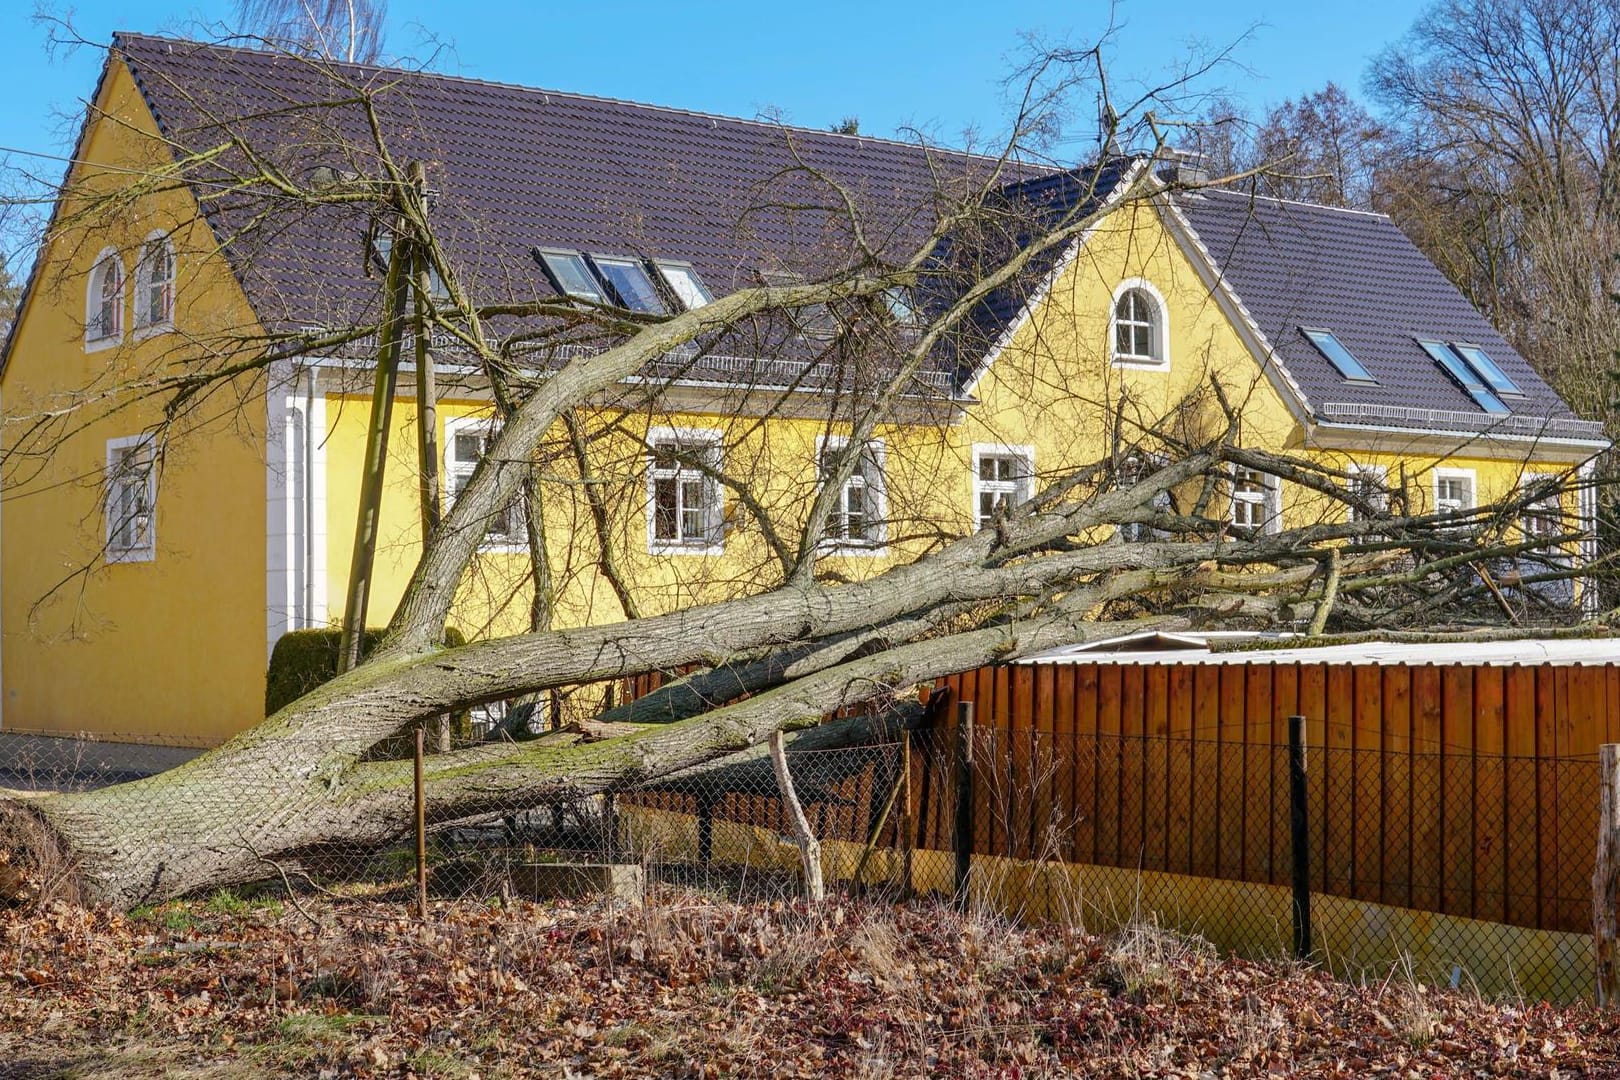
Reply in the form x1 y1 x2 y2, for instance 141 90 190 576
916 660 1617 938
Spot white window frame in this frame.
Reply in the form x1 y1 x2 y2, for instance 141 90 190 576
132 231 175 337
105 434 156 563
1109 278 1169 369
972 443 1034 531
645 425 725 556
1345 463 1388 524
1433 467 1477 521
1115 452 1173 543
85 247 125 351
443 414 526 553
653 259 714 310
1229 465 1282 535
1519 473 1569 552
817 434 887 554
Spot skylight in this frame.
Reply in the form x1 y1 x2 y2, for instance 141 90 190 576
1301 328 1374 382
1417 339 1510 414
1453 344 1521 397
654 260 714 310
590 255 666 314
534 249 605 303
884 286 921 327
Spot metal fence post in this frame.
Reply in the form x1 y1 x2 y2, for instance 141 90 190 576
414 726 428 920
1288 714 1312 960
1594 743 1620 1006
900 728 914 896
954 701 975 910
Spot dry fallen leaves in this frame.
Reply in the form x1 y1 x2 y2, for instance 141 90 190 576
0 892 1617 1077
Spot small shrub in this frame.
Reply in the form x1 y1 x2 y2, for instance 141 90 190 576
265 626 466 715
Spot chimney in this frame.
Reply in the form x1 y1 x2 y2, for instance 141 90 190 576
1156 147 1209 190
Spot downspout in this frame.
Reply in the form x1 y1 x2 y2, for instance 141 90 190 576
304 366 317 628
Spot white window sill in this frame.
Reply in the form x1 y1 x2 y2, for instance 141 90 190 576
106 547 155 564
1111 354 1169 370
649 540 725 557
819 541 888 558
132 320 175 343
476 538 529 555
84 333 123 354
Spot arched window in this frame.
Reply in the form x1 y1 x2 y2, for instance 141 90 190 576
134 235 175 331
86 250 125 345
1111 281 1167 366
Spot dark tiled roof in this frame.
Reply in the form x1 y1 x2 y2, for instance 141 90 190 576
112 32 1015 391
936 161 1139 389
1172 189 1604 441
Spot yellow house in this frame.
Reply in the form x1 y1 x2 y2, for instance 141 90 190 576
0 35 1607 745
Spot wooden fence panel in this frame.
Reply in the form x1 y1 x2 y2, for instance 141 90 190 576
1120 664 1146 868
1168 665 1195 877
913 658 1610 937
1381 664 1413 910
1353 664 1383 903
1191 664 1222 877
1245 666 1274 884
1144 664 1170 873
1218 666 1247 882
1473 666 1506 924
1324 664 1355 899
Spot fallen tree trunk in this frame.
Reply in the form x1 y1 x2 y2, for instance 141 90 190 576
0 583 1182 906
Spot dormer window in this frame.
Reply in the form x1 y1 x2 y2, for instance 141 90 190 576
589 255 666 314
86 249 125 347
652 260 713 310
1110 281 1167 367
134 234 175 333
535 248 606 303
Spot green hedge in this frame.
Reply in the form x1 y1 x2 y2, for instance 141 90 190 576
265 626 467 715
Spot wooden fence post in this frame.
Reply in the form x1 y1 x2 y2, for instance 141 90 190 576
1288 715 1312 961
1594 743 1620 1006
954 701 975 910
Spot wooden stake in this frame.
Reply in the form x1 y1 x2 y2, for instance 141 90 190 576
414 726 428 920
1595 743 1620 1006
337 204 410 673
771 730 824 902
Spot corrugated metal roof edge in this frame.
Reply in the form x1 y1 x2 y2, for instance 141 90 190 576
1015 636 1620 667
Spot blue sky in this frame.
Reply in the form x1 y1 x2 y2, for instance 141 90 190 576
0 0 1427 163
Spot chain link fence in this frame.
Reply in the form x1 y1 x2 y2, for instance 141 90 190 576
0 719 1600 1004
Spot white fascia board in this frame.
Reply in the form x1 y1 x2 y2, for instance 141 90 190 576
957 157 1151 400
1308 420 1609 464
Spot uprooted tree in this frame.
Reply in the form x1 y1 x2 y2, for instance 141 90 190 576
0 30 1610 907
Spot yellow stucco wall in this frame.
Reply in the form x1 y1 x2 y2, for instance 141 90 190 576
0 60 270 744
316 200 1591 654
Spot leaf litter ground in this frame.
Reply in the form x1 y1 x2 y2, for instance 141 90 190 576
3 889 1619 1078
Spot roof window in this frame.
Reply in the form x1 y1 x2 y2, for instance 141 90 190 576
590 255 666 314
1417 339 1509 414
653 260 714 310
534 248 606 303
1453 343 1521 397
1301 328 1374 383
